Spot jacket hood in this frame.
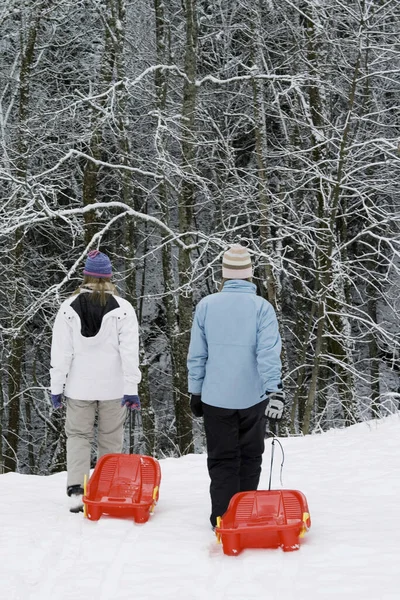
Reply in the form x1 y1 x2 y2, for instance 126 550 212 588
221 280 257 294
70 292 119 337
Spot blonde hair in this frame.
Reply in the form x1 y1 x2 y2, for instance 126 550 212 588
74 276 117 306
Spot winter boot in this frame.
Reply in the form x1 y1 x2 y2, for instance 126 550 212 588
67 484 84 513
67 484 84 497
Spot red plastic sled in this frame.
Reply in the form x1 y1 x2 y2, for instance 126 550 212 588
83 453 161 523
215 489 311 556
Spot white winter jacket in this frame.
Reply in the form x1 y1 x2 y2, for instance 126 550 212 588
50 292 141 401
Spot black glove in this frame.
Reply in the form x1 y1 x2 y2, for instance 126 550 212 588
265 391 285 422
190 394 203 417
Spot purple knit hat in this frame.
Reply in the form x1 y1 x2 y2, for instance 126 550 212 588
83 250 112 278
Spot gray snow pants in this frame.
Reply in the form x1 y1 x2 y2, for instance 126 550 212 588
65 398 127 488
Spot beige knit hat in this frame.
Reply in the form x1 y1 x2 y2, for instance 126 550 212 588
222 244 253 279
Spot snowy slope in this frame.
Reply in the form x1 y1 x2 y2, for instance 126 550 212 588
1 415 399 600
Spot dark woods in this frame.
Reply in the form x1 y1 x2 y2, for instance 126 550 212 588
1 0 399 473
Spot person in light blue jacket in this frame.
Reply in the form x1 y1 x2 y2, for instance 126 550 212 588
187 244 285 528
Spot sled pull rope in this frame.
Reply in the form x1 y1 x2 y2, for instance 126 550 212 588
128 409 143 455
268 436 285 491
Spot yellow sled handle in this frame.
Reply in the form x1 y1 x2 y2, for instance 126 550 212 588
299 512 310 538
216 516 222 544
83 474 88 518
150 486 159 513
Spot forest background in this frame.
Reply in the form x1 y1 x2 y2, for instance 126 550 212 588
1 0 399 475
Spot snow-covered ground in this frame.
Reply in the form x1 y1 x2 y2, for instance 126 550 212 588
2 414 399 600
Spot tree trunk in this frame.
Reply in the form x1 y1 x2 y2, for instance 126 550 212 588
82 0 121 245
4 14 39 472
302 6 362 433
173 0 198 454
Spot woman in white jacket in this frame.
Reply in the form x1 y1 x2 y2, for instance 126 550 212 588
50 250 141 509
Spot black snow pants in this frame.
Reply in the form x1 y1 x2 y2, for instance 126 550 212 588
202 399 268 527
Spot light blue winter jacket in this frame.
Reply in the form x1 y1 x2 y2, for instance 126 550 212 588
187 280 282 409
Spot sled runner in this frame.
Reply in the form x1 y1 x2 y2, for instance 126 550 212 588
83 453 161 523
215 489 311 555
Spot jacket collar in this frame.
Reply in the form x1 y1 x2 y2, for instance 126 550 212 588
221 280 257 294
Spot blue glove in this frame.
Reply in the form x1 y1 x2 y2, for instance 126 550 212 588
265 391 285 421
121 395 141 410
51 394 63 409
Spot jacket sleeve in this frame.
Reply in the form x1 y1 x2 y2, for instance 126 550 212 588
256 300 282 393
118 304 142 395
187 302 208 394
50 304 74 395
